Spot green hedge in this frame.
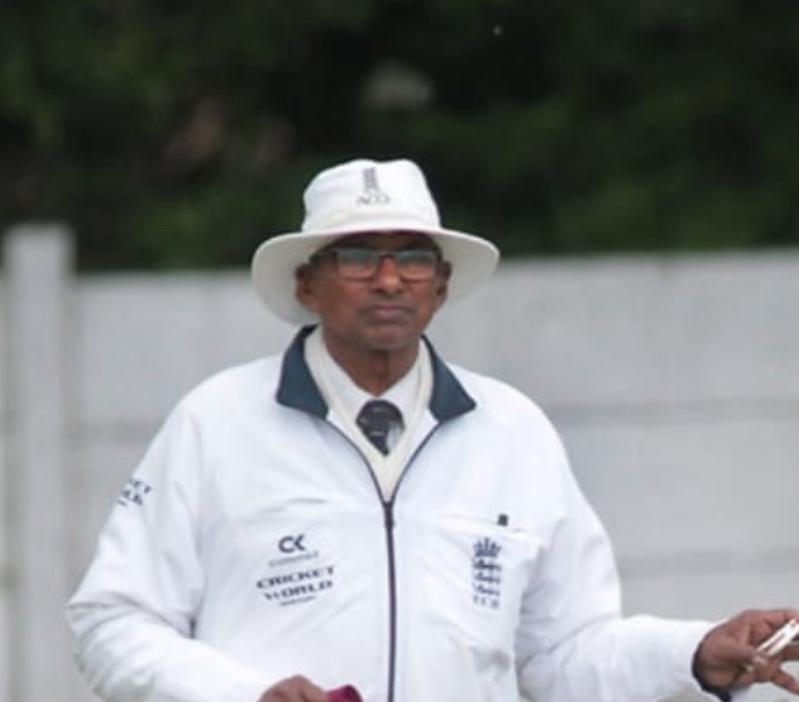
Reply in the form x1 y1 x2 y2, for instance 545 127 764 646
2 1 798 269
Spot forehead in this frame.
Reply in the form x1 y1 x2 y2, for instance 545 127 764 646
321 231 438 251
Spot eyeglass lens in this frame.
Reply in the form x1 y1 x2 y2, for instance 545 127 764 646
332 248 440 280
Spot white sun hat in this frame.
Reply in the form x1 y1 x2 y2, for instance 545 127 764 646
251 158 500 324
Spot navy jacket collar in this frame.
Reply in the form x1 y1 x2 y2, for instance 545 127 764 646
276 326 476 422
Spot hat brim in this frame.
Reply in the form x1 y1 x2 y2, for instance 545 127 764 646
251 222 500 324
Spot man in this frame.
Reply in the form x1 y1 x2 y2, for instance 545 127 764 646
67 159 799 702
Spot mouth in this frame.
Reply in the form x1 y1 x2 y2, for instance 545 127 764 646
363 305 413 322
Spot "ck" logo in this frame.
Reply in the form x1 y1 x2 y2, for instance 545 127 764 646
278 534 306 554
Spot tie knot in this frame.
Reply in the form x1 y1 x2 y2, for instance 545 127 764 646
356 400 402 455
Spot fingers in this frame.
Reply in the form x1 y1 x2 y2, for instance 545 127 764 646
780 642 799 661
259 675 329 702
771 608 799 624
752 609 799 637
693 608 799 692
720 608 799 651
707 636 758 667
733 647 783 687
771 667 799 696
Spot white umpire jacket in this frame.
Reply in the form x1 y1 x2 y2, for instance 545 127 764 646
67 327 719 702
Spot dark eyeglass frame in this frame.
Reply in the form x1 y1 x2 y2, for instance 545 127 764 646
309 245 444 281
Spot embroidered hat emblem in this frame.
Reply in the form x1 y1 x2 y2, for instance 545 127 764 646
356 166 391 205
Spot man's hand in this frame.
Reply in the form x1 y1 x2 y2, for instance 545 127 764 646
258 675 329 702
693 608 799 696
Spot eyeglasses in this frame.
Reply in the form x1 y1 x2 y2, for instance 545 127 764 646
310 246 442 281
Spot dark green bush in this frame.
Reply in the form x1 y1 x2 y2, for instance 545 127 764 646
2 1 798 269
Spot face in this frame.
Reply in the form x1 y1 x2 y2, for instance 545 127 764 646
295 232 451 359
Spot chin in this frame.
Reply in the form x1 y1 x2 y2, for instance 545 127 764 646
363 328 419 353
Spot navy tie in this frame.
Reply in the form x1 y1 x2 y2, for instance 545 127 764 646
356 400 402 455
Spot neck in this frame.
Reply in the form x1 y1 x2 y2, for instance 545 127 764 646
321 331 420 395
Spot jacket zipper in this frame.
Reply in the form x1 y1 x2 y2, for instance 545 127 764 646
382 500 398 702
327 422 442 702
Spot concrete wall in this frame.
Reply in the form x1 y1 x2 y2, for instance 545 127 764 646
2 227 797 702
0 278 8 702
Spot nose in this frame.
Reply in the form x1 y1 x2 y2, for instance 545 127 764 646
371 253 403 292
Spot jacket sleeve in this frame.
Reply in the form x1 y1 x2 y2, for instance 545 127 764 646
66 404 270 702
514 438 741 702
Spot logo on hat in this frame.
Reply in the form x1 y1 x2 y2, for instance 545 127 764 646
356 166 391 206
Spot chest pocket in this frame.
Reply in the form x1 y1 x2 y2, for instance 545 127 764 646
401 512 541 655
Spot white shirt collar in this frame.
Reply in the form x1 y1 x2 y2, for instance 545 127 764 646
304 326 425 426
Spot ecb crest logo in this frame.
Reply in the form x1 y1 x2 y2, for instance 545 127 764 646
471 537 502 609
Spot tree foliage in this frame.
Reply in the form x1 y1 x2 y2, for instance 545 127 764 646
2 0 798 269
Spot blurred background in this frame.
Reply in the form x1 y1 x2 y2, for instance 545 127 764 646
1 2 798 701
4 1 799 266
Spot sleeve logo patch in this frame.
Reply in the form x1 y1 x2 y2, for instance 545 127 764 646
116 478 153 507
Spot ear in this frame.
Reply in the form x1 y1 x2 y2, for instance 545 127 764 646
294 264 319 314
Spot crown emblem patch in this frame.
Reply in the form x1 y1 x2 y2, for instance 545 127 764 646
471 537 502 609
